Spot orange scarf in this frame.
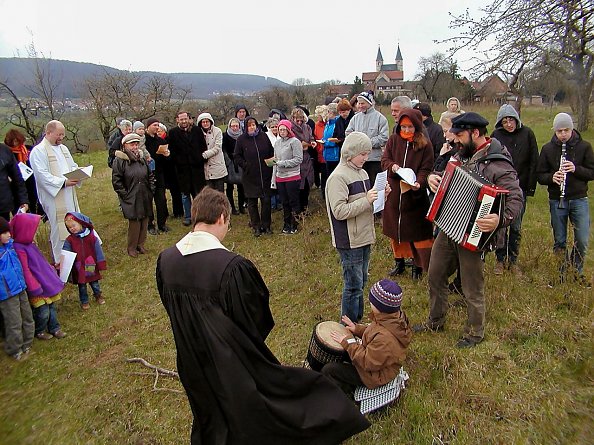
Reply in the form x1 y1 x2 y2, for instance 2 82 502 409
10 144 29 163
399 116 415 142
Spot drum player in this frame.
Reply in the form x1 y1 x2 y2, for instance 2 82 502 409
413 112 523 348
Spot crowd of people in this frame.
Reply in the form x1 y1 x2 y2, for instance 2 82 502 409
0 92 592 442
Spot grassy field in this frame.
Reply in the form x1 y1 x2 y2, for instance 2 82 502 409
0 105 592 444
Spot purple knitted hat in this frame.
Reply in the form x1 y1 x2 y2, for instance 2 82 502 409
369 279 402 313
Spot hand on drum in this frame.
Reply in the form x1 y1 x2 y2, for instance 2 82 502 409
330 330 350 344
341 315 357 332
476 213 500 232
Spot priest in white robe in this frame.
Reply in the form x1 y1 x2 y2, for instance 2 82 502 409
30 120 81 263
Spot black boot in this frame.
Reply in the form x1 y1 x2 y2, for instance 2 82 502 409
412 266 423 280
388 258 406 276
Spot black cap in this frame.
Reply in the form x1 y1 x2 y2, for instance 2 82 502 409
450 112 489 134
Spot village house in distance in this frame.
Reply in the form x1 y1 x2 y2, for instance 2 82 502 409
362 44 409 96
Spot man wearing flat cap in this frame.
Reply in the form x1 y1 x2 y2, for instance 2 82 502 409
414 112 523 348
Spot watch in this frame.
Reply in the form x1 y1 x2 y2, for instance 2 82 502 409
346 338 357 345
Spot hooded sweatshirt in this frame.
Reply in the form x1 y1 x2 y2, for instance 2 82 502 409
491 104 539 195
345 106 389 161
10 213 64 306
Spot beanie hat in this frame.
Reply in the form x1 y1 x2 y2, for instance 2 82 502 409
159 123 167 132
553 113 574 132
145 117 159 128
369 279 402 313
0 216 10 235
133 121 144 131
121 133 141 145
277 119 295 138
337 99 352 112
341 132 372 160
357 91 374 106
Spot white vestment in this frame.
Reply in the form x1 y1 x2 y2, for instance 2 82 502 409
30 138 80 262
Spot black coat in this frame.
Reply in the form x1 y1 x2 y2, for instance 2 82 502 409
234 131 274 198
156 245 370 445
424 117 446 160
491 125 539 195
167 126 207 194
111 150 153 220
0 143 28 214
537 130 594 200
333 110 354 148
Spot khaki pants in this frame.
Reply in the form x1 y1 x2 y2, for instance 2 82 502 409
0 290 34 356
427 231 485 341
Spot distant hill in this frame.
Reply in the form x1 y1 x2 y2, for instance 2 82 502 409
0 58 289 99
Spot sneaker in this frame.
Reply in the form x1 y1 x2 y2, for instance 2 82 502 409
494 261 505 275
95 294 106 305
290 227 298 234
456 337 481 348
281 226 291 234
51 330 67 339
412 323 444 333
11 352 23 361
158 225 171 233
253 228 261 238
261 228 273 235
148 227 159 236
81 303 91 310
22 347 31 355
35 332 54 340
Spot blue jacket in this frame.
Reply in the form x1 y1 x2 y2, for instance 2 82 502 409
323 117 339 162
0 239 27 301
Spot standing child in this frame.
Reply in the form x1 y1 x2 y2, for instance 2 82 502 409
325 132 379 323
62 212 107 310
322 279 412 394
10 213 66 340
0 217 34 360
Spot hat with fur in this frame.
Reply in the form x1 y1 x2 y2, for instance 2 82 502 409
341 132 372 161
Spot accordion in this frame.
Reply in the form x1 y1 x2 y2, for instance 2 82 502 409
426 160 508 251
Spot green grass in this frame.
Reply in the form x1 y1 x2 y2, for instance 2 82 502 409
1 106 592 444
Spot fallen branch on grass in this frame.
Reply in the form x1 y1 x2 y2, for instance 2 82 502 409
126 357 183 394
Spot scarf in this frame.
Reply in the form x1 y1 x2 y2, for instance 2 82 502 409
247 127 260 137
10 144 29 163
123 146 141 162
226 126 242 140
399 116 415 142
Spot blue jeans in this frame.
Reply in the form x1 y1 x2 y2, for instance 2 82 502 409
78 281 101 305
182 193 192 221
496 192 526 264
549 197 590 275
337 245 371 323
33 303 60 335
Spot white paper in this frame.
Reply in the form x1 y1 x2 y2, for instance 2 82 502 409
373 170 387 214
396 167 417 185
59 250 77 283
18 162 33 181
64 165 93 181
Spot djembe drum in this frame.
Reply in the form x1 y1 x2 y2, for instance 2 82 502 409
304 321 350 371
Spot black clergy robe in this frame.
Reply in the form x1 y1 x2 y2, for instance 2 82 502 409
156 238 370 445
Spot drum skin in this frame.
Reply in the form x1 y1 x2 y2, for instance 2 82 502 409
305 321 350 371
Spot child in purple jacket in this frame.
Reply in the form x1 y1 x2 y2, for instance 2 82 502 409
63 212 107 310
10 213 66 340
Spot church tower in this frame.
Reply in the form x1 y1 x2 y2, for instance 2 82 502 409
376 45 383 72
395 44 403 71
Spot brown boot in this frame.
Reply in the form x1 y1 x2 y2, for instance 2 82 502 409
95 293 106 305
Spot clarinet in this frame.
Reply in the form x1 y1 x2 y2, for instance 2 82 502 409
558 142 567 209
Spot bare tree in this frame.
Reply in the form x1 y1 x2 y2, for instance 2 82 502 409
444 0 594 130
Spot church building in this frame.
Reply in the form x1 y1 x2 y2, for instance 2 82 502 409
362 44 406 94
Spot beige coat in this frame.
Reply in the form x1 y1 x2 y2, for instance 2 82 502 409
203 125 227 180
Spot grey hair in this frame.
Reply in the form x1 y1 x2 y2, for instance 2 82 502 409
119 119 133 130
391 96 413 109
327 102 338 115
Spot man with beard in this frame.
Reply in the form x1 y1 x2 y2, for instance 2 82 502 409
167 111 207 226
414 112 523 348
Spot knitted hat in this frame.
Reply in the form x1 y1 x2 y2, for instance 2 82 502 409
277 119 295 138
337 99 352 112
357 91 374 105
553 113 574 132
341 131 372 160
133 121 144 131
369 279 403 313
121 133 141 145
145 117 159 128
0 216 10 235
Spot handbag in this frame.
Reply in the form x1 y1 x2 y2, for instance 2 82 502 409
224 151 243 185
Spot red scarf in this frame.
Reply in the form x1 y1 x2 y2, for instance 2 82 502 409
399 116 415 142
10 144 29 163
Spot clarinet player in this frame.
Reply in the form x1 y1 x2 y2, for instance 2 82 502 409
413 112 523 348
537 113 594 287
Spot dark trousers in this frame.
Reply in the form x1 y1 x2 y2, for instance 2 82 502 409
207 178 226 193
33 302 60 335
226 183 245 210
322 362 363 394
277 180 300 229
299 181 310 212
247 196 271 231
496 193 526 264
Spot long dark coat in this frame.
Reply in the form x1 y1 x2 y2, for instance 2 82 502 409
233 130 273 198
111 150 153 220
156 245 370 445
381 109 434 243
167 126 207 195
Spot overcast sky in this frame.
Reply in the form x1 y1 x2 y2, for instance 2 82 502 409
0 0 486 84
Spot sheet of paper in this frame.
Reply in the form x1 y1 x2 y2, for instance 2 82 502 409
59 250 77 283
396 167 416 185
18 162 33 181
64 165 93 181
373 170 387 214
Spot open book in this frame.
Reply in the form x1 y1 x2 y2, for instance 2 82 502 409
64 165 93 181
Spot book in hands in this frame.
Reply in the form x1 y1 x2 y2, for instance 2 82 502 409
64 165 93 181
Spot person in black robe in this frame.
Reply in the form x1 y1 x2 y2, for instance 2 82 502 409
156 187 370 445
